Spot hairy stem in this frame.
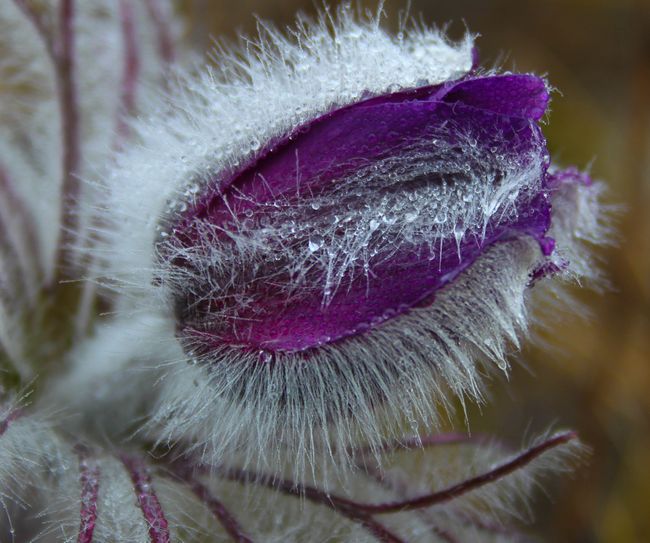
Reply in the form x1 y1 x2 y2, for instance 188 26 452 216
76 447 100 543
213 431 576 538
121 455 171 543
349 432 577 514
55 0 81 281
115 0 140 147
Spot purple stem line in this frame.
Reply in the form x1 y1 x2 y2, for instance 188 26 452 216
373 464 532 542
349 431 577 514
143 0 175 66
363 464 459 543
55 0 81 281
219 432 576 517
121 455 171 543
350 514 405 543
115 0 140 147
76 449 100 543
212 468 405 542
354 427 520 539
176 461 403 542
176 471 255 543
13 0 82 281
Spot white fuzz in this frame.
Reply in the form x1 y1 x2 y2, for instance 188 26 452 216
547 178 614 285
183 430 583 542
530 177 615 350
146 168 605 482
0 401 69 539
150 238 540 481
42 314 179 440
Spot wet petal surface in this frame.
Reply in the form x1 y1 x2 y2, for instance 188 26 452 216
168 75 555 354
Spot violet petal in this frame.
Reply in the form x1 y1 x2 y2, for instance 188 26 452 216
169 75 554 354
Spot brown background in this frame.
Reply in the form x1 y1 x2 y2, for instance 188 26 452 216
182 1 650 541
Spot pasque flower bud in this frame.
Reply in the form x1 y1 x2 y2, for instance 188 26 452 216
165 74 553 357
0 2 612 541
95 6 608 484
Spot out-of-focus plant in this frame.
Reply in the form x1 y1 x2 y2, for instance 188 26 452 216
0 2 612 541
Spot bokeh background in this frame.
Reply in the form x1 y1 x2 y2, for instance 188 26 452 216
181 1 649 541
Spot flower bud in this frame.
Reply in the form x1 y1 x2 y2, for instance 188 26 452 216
162 73 554 358
98 9 608 478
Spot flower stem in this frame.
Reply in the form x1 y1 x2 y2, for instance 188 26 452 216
121 455 171 543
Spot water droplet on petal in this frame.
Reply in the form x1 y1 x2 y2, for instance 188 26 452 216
308 234 324 252
258 350 273 364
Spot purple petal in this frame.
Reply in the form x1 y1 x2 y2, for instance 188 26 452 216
185 75 549 225
168 75 554 355
438 74 549 120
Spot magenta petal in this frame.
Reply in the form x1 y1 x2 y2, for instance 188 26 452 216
169 75 554 355
187 75 549 224
438 74 550 121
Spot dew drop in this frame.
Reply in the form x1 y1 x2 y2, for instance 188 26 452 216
308 234 324 252
433 212 447 225
404 210 418 222
258 350 273 364
355 321 371 333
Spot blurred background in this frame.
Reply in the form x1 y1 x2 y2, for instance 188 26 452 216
182 1 649 541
